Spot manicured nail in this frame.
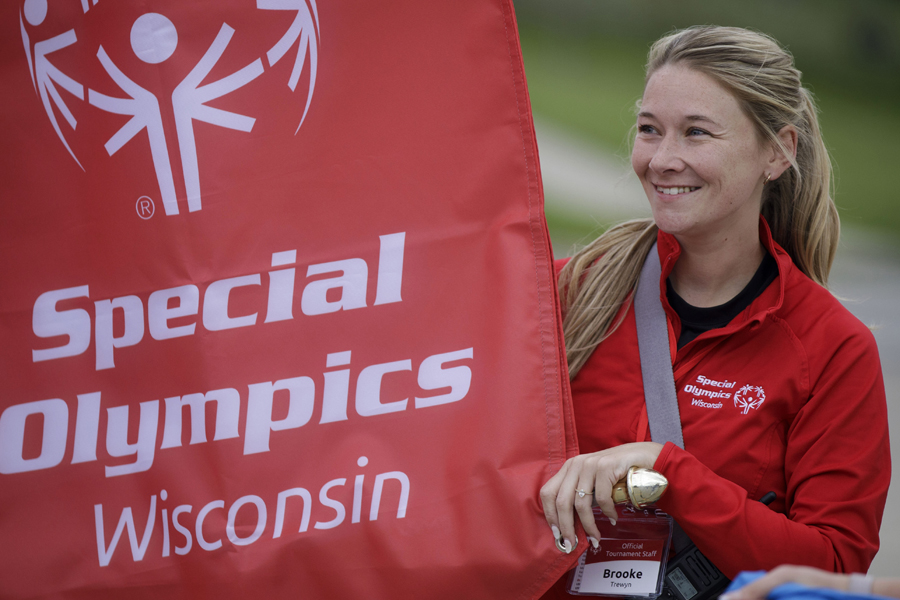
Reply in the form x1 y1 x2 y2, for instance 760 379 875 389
609 517 617 527
563 538 573 553
551 525 561 540
588 536 600 549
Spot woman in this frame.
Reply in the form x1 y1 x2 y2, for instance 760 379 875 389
539 25 890 595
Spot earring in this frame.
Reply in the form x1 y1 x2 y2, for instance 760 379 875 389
764 173 771 184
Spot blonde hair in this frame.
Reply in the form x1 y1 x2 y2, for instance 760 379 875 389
560 25 839 378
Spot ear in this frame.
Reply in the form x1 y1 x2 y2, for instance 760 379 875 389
766 124 797 181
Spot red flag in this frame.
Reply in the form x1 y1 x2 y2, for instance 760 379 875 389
0 0 579 597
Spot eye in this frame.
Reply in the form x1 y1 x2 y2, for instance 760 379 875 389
687 127 709 137
637 124 657 135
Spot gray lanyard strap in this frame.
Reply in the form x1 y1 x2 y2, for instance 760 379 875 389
635 243 732 581
634 241 684 450
634 241 696 555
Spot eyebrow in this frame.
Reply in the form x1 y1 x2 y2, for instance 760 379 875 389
638 111 722 128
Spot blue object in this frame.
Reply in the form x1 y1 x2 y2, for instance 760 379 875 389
727 571 890 600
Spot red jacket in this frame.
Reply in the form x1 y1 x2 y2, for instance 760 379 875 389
548 220 889 593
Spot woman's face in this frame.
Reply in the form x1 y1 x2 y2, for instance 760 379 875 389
631 64 771 244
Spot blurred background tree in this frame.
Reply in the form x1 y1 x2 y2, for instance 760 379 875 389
514 0 900 243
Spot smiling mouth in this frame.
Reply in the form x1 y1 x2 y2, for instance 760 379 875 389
655 186 700 195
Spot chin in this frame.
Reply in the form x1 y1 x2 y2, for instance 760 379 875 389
649 208 694 237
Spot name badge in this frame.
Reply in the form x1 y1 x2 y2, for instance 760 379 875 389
568 508 673 598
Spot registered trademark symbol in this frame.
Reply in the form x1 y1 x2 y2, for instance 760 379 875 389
136 196 155 219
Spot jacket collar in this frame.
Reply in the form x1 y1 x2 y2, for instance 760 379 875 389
654 215 792 338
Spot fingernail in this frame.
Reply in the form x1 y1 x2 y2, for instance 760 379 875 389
551 525 561 539
609 518 617 527
563 538 573 553
588 536 600 549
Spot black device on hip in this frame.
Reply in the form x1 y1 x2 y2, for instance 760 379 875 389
660 492 777 600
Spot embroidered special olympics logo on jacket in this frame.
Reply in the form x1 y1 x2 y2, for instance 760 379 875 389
733 384 766 414
18 0 319 216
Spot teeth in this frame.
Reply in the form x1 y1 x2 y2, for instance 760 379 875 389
656 186 699 195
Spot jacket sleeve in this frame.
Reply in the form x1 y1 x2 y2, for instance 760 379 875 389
654 323 890 578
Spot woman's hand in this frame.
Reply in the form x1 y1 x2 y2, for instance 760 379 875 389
539 442 663 552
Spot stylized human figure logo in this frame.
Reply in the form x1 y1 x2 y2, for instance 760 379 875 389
734 384 766 414
90 14 264 215
19 1 320 217
20 0 85 169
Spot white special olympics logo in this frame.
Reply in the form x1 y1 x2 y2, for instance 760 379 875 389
733 384 766 414
19 0 319 216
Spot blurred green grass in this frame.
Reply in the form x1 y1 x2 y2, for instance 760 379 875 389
543 204 609 258
518 24 900 240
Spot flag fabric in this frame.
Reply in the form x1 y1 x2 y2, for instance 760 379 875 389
0 0 580 597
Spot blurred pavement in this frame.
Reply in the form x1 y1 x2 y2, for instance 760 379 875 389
535 117 900 576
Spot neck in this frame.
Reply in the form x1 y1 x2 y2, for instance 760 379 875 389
669 225 765 308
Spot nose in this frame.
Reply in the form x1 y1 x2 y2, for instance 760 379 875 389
648 134 684 174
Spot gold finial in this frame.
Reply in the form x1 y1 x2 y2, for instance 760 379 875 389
610 466 668 508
